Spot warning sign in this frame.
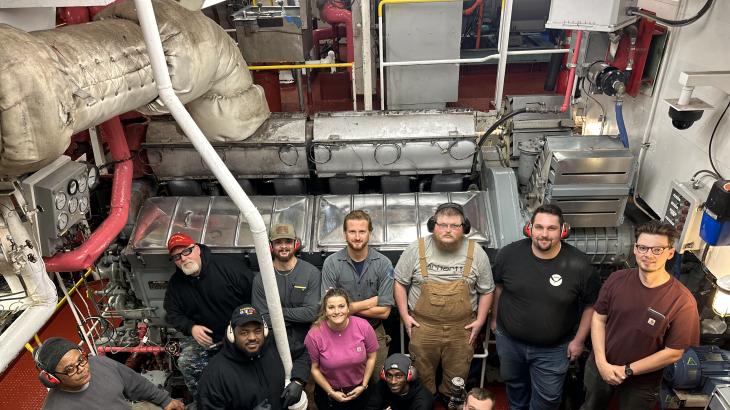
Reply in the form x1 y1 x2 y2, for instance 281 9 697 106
687 357 698 366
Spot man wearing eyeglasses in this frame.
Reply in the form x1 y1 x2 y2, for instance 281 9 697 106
38 337 184 409
163 232 254 402
582 221 700 410
394 203 494 398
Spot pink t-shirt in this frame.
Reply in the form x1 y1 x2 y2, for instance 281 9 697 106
304 316 378 389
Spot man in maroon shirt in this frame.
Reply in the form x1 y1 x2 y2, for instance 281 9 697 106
581 221 700 409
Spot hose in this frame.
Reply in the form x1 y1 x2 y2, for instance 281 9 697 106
470 108 528 177
627 0 713 27
615 100 629 148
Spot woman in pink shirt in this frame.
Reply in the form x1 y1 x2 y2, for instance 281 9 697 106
305 288 378 409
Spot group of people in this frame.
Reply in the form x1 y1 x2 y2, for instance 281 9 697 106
37 202 700 410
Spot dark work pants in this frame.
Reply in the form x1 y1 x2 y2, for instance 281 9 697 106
314 385 371 410
580 355 660 410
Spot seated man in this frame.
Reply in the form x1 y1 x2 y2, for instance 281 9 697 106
365 353 433 410
37 337 184 410
464 388 495 410
198 304 310 410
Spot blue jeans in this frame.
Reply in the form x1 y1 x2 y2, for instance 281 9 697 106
495 326 570 410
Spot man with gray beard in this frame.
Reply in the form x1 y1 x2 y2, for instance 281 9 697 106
163 232 254 403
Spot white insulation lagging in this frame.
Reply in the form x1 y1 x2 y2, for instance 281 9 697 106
0 197 58 373
133 2 304 406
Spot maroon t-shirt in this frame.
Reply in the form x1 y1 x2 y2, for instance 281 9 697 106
594 268 699 377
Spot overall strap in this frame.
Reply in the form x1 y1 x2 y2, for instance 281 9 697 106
418 238 429 278
463 239 476 277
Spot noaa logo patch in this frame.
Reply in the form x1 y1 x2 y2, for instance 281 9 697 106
549 274 563 287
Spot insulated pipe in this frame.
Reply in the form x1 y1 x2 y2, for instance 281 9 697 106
361 0 373 110
43 117 133 272
494 0 514 111
0 197 58 373
560 30 583 113
321 1 355 72
133 2 299 400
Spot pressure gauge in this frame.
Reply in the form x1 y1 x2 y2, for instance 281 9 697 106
57 213 69 231
79 197 89 213
54 192 67 210
78 175 87 193
67 179 79 195
68 197 78 213
87 166 99 190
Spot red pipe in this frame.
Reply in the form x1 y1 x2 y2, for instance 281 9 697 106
463 0 483 16
475 2 484 49
43 117 133 272
97 346 166 355
560 30 583 113
320 1 354 71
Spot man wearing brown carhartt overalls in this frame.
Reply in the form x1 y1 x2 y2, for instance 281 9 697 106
394 203 494 398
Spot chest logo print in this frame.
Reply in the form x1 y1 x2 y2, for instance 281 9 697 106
549 274 563 287
648 318 656 326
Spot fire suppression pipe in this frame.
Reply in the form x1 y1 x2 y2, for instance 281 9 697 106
320 1 354 71
560 30 584 113
43 117 133 272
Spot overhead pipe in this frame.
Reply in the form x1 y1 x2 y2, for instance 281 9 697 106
361 0 373 110
133 2 303 406
0 197 58 373
493 0 514 111
43 117 133 272
560 30 584 113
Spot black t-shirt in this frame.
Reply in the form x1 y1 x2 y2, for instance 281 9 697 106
494 238 600 346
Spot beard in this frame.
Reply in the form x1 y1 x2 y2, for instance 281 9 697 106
181 261 201 276
274 251 294 263
433 234 462 251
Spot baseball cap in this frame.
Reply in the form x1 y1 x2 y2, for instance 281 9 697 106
383 353 411 375
167 232 195 254
270 224 297 241
35 337 81 374
230 304 265 327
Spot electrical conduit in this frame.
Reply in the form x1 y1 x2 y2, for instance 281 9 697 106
560 30 583 113
133 2 304 407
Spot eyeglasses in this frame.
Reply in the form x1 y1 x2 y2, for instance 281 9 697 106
435 223 463 230
635 244 671 255
170 245 195 261
56 354 88 377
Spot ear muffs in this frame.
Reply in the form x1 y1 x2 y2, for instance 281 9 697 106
523 222 571 239
226 318 270 343
33 346 61 388
379 364 417 382
269 239 302 254
427 203 471 234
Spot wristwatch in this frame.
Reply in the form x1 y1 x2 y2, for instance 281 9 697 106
624 364 633 377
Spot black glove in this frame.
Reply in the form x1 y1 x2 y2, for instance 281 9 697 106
280 380 304 408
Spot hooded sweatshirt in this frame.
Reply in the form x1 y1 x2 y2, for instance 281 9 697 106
163 244 254 342
364 378 434 410
198 332 311 410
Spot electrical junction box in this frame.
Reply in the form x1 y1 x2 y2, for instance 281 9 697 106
662 180 711 253
546 0 638 32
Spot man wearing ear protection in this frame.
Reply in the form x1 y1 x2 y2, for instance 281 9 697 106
394 203 494 398
38 337 184 410
490 204 600 410
197 304 310 410
364 353 433 410
163 232 255 401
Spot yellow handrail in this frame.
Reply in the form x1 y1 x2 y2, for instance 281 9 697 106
378 0 458 17
247 62 353 70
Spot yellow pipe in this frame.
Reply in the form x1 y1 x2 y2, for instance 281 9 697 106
34 334 42 346
55 267 95 310
378 0 458 17
25 343 34 354
247 62 353 70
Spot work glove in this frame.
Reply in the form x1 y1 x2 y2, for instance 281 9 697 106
280 380 304 408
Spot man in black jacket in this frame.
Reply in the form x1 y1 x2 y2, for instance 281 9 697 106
365 353 433 410
162 232 254 401
198 304 310 410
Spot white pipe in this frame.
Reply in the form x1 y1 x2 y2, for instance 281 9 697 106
382 48 568 67
379 14 385 110
0 197 57 373
54 272 96 355
133 0 296 386
678 85 694 105
494 0 514 112
361 0 373 110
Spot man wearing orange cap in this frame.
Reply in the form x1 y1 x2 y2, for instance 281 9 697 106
163 232 254 402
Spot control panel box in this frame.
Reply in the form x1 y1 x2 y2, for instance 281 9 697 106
662 180 711 253
546 0 638 32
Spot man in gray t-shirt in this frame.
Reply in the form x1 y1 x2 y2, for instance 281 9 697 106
394 203 494 396
321 209 395 384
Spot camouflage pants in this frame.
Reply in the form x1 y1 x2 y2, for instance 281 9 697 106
178 336 220 401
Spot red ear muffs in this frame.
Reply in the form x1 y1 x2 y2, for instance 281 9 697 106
523 223 571 239
38 370 61 388
379 365 416 382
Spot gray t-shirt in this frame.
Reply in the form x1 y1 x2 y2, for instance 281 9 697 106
252 258 322 325
394 235 494 311
42 356 171 410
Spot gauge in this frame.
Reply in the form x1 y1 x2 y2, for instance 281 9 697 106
68 197 78 213
54 192 67 210
57 213 69 231
79 197 89 213
87 166 99 190
67 179 79 195
78 175 87 193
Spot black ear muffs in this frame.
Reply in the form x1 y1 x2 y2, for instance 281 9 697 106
33 345 61 388
269 239 302 254
226 318 270 343
427 203 471 234
523 222 571 239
